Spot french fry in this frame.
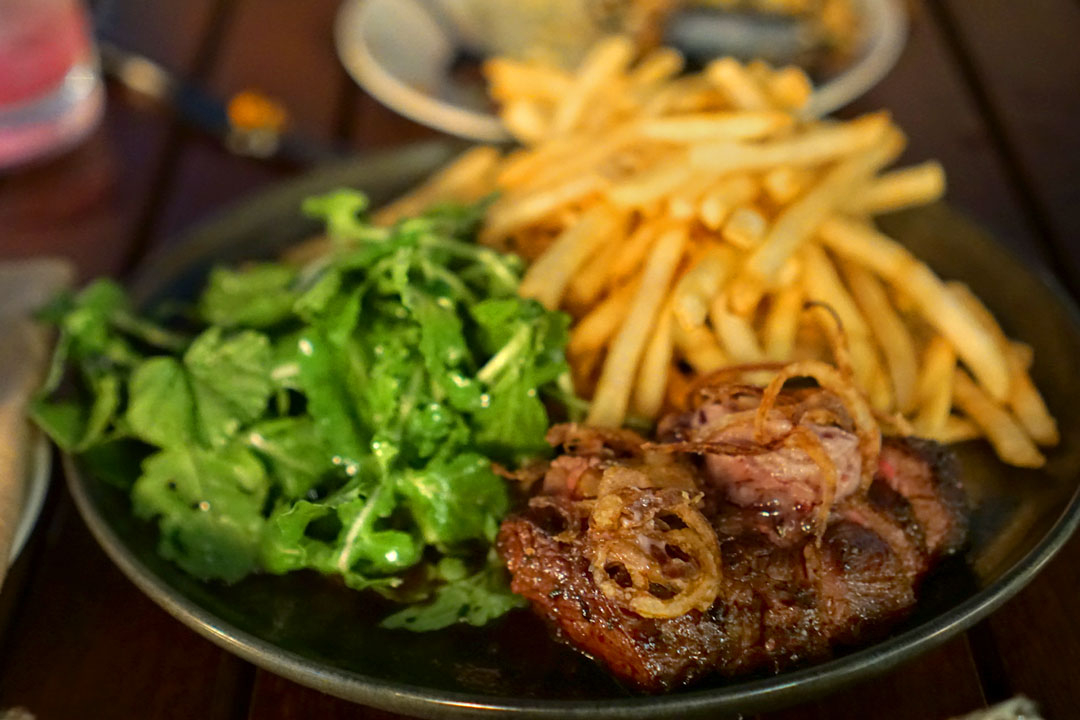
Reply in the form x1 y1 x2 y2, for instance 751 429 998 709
483 58 571 102
1006 342 1059 446
698 175 759 230
568 278 639 357
818 216 1011 400
710 293 766 363
519 204 619 308
627 47 685 88
953 369 1045 468
640 111 794 142
843 260 919 412
374 146 501 226
611 219 662 282
552 35 636 135
674 318 729 374
481 173 605 246
913 335 956 437
704 57 772 111
845 161 945 215
934 415 983 444
690 112 891 175
564 211 631 308
763 283 804 361
766 66 813 111
633 300 675 418
501 99 551 144
942 282 1056 443
608 155 694 207
762 166 813 205
721 206 767 249
589 224 689 426
672 245 737 327
728 127 904 313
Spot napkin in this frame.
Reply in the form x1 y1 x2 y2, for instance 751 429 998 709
0 258 73 587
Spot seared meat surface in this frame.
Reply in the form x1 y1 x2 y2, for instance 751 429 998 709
498 418 967 691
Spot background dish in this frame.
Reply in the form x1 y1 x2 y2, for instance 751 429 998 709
64 141 1080 719
333 0 907 142
9 434 51 565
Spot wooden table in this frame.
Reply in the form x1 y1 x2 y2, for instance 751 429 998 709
1 1 1078 717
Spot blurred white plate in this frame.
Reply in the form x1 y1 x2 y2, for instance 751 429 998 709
335 0 907 143
10 433 51 565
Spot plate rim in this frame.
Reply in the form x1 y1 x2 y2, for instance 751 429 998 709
60 142 1080 718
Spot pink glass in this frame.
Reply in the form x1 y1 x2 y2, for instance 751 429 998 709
0 0 104 169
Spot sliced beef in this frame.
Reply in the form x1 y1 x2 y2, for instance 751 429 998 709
497 430 968 692
658 392 867 535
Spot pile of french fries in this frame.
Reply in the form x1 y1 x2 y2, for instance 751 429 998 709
372 37 1058 469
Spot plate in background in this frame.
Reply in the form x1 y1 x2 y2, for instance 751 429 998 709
62 141 1080 718
9 434 51 565
334 0 907 142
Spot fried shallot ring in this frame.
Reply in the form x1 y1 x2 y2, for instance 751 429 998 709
587 486 722 619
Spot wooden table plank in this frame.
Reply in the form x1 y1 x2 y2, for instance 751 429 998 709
760 637 985 720
936 0 1080 295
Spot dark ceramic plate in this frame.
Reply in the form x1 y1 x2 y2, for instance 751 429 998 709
65 141 1080 719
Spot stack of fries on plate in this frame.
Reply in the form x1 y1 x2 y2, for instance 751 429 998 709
373 36 1058 469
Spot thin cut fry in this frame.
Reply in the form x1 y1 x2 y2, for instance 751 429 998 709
519 205 619 308
690 112 891 175
819 216 1011 399
913 336 956 437
763 283 804 361
721 206 767 249
673 319 729 374
640 111 793 142
704 57 772 111
374 146 501 225
569 279 640 357
552 36 636 135
589 224 689 426
843 260 919 413
710 293 766 363
1006 342 1059 446
633 300 675 418
481 173 605 246
953 369 1045 468
728 128 904 313
846 161 946 215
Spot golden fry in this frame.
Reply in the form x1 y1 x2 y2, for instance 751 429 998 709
843 260 919 413
763 283 804 361
846 161 945 215
953 369 1045 468
633 300 675 418
519 204 619 309
374 146 501 226
589 224 689 426
818 217 1011 400
913 335 956 437
639 111 794 142
568 278 639 357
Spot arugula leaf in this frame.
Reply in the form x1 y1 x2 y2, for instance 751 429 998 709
380 553 526 631
184 328 274 447
244 417 337 500
132 444 269 582
199 264 298 328
397 453 508 547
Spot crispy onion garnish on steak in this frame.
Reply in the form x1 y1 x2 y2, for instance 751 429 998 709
754 360 881 492
587 485 722 619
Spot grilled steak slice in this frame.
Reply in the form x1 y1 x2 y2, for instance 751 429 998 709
497 433 967 691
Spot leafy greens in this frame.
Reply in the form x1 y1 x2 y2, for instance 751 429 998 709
32 191 575 630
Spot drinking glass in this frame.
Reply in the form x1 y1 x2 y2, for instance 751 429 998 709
0 0 104 169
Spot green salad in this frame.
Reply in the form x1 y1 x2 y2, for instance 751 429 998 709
32 190 578 631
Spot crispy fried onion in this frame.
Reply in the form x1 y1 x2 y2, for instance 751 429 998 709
755 360 881 492
587 484 722 619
